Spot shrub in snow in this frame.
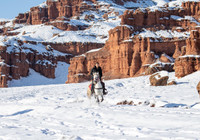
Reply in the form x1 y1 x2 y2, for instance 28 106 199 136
149 71 169 86
116 100 134 105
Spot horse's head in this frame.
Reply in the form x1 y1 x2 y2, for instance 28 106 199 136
93 72 100 82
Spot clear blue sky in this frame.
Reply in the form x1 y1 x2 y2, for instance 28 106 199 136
0 0 46 19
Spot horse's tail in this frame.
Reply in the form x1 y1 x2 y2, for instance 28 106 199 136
87 87 92 99
87 83 92 99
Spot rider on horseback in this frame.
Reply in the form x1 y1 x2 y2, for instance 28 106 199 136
91 62 102 80
90 62 107 95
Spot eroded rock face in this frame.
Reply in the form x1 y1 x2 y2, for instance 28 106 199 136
121 7 199 32
145 62 174 75
10 0 194 84
0 36 104 87
68 1 200 83
174 30 200 78
174 56 200 78
0 40 71 87
13 0 136 30
66 28 186 83
14 0 95 29
186 30 200 55
0 63 8 88
42 42 104 55
67 47 111 83
182 1 200 16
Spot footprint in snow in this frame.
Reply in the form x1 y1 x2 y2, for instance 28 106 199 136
116 83 124 87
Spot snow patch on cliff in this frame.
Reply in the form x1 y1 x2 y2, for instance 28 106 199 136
139 29 190 39
8 62 69 87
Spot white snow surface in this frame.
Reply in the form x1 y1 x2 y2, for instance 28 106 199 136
38 2 47 8
153 70 169 80
14 25 62 42
1 71 200 139
139 29 190 39
0 18 11 22
4 17 121 44
168 0 200 7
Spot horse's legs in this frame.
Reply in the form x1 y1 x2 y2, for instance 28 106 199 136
101 95 104 102
96 96 100 103
94 93 99 102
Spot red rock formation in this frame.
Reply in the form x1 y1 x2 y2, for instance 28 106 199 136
174 30 200 78
182 1 200 16
174 56 200 78
173 42 182 58
42 42 104 55
13 0 136 30
8 0 200 84
66 25 186 83
197 81 200 97
0 21 9 26
186 30 200 55
160 53 174 63
0 36 105 87
67 47 111 83
67 1 200 83
121 3 200 33
0 41 70 87
129 51 141 76
0 63 8 88
14 13 30 24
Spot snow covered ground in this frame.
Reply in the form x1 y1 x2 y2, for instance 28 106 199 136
1 0 200 139
0 70 200 139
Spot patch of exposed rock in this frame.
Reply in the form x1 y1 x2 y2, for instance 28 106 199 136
149 71 169 86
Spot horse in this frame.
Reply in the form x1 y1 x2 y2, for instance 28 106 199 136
87 72 104 103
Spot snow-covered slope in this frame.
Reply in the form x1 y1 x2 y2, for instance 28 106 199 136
0 71 200 139
2 0 196 44
0 18 11 22
8 62 70 87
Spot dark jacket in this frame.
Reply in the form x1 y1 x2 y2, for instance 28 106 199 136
90 66 102 80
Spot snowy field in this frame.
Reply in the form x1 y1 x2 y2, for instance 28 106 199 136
1 0 200 139
0 70 200 139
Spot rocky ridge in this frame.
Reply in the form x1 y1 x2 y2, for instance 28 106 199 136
1 0 200 87
67 1 200 83
0 0 142 87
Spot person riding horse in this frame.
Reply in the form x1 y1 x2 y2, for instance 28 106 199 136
90 62 107 95
91 62 102 81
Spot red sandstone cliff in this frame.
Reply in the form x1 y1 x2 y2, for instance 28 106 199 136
2 0 200 86
174 30 200 78
66 1 200 83
0 38 104 87
13 0 137 30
